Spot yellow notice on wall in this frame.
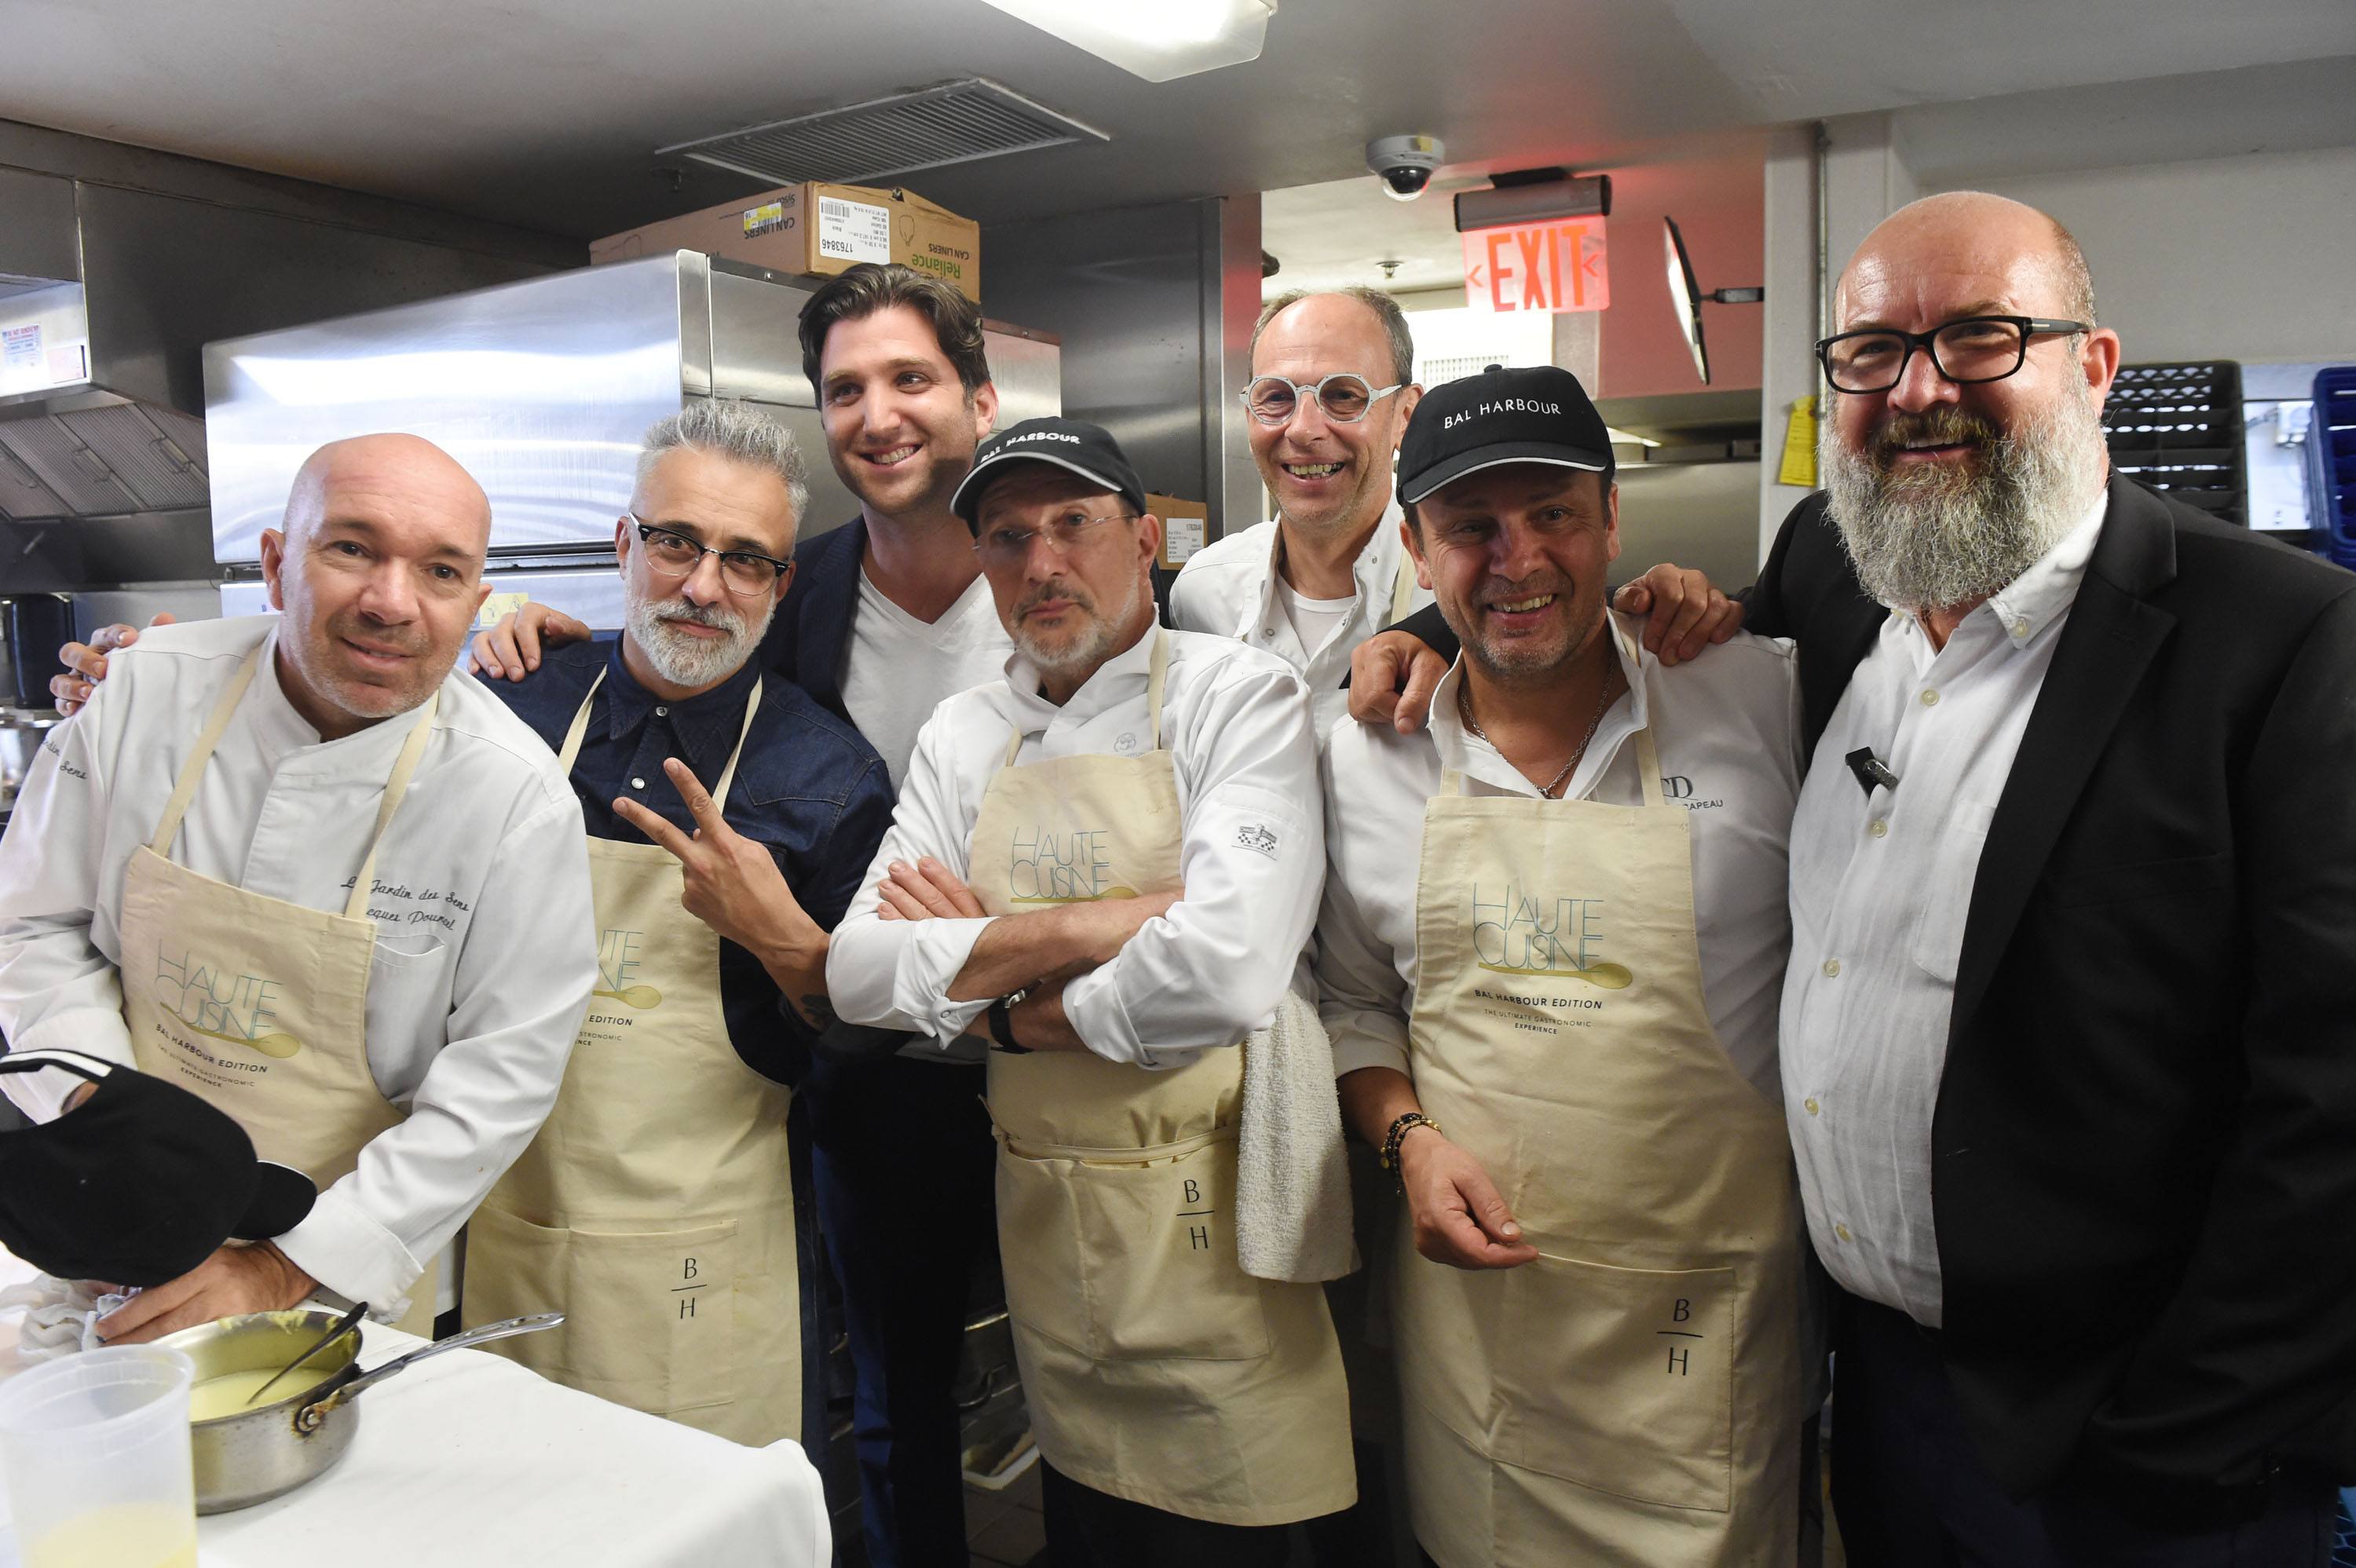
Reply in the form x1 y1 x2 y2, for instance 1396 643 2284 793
1778 396 1819 488
478 590 531 629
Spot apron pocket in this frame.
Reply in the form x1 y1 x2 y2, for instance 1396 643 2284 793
999 1135 1272 1363
463 1204 740 1416
1492 1252 1736 1513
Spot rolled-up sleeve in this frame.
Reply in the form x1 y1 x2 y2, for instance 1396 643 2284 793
0 700 136 1121
1060 667 1323 1068
825 715 994 1047
274 793 596 1314
1312 738 1414 1080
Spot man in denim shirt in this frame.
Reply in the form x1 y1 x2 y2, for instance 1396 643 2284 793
469 399 892 1453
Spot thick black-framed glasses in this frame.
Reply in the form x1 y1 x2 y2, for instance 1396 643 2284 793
1241 372 1405 426
1815 315 2090 394
629 517 793 595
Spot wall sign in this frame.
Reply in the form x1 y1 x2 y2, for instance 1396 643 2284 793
1462 219 1610 314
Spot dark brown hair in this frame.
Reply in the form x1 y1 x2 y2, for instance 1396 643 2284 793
797 262 991 397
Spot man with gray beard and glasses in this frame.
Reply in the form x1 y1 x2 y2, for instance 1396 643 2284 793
1758 192 2356 1565
1344 192 2356 1566
455 400 893 1456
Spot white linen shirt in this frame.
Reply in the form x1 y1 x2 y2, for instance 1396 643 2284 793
1167 506 1435 733
0 614 596 1315
1316 614 1803 1102
1781 497 2108 1327
826 627 1324 1069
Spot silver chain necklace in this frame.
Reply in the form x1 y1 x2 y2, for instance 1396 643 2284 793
1458 669 1621 800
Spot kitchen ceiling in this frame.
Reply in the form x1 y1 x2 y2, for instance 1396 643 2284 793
0 0 2349 241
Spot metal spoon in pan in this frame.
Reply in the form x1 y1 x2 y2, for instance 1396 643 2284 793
240 1299 368 1408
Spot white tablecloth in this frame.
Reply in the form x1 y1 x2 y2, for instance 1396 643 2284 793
0 1250 829 1568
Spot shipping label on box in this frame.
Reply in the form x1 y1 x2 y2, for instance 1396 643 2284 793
1147 493 1210 570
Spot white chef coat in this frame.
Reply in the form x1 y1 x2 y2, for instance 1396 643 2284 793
1167 507 1435 733
826 627 1324 1069
1781 497 2108 1327
1316 612 1803 1102
839 565 1015 792
0 614 596 1311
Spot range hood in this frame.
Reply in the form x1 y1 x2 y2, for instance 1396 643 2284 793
0 168 212 521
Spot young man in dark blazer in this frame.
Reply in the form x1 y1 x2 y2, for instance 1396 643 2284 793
1354 192 2356 1563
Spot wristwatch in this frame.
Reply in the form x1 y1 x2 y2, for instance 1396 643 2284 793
987 987 1032 1053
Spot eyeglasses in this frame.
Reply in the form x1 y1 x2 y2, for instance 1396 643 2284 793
1241 372 1405 426
629 517 793 595
1815 315 2090 394
972 510 1138 569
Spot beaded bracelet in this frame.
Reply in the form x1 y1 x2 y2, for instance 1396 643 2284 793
1381 1111 1440 1193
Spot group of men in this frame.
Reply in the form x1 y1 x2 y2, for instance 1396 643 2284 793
5 187 2353 1568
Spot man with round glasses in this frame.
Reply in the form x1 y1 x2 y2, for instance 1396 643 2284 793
455 400 894 1453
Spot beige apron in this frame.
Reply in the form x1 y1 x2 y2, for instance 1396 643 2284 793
1396 691 1805 1568
462 671 800 1447
972 630 1356 1526
117 641 441 1336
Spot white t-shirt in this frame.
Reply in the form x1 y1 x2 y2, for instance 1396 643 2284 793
839 568 1015 791
1275 580 1357 662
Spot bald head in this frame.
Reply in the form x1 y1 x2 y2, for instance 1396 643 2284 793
284 433 491 555
1838 192 2095 333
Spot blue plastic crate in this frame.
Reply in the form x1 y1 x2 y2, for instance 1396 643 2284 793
2305 367 2356 569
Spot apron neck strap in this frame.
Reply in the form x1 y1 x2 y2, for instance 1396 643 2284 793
1387 539 1417 626
999 627 1170 768
148 641 265 858
344 692 441 919
555 665 766 812
1633 726 1665 807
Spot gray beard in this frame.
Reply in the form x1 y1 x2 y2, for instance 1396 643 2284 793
627 594 772 689
1822 378 2107 615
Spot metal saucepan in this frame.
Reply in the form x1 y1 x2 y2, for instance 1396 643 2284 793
158 1308 561 1512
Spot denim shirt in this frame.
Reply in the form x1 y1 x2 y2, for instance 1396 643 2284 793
488 637 894 1085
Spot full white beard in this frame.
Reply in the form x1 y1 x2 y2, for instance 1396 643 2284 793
1822 375 2108 615
627 594 774 689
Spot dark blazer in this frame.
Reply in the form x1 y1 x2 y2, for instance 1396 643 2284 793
758 515 869 721
1745 476 2356 1518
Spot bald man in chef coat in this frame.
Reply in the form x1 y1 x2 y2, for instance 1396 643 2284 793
0 433 596 1342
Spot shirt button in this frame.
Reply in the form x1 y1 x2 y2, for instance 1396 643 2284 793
1804 1097 1820 1116
630 777 646 790
654 704 668 717
1262 627 1277 640
2007 619 2029 638
1822 958 1841 978
1920 689 1941 707
1835 1223 1853 1242
1868 819 1889 839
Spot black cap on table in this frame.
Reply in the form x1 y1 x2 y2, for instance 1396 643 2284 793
1396 364 1616 506
0 1050 316 1287
950 418 1148 530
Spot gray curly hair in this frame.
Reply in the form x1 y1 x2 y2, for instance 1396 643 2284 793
637 399 810 540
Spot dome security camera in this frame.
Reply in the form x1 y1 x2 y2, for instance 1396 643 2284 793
1366 134 1444 202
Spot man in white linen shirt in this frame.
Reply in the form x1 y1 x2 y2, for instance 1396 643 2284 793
828 418 1355 1564
0 433 594 1343
1316 367 1809 1567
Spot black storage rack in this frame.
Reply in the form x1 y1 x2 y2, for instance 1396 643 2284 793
2101 361 2247 526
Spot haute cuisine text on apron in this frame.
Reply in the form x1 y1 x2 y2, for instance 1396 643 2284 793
971 631 1355 1526
463 671 800 1446
117 641 441 1335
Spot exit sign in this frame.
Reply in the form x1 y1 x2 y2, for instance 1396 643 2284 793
1462 219 1610 313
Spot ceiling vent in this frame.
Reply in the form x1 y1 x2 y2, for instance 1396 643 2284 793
660 78 1109 187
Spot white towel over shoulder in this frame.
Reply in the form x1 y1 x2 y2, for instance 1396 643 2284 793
1235 989 1357 1283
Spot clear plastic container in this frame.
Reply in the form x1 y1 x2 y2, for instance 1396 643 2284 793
0 1345 196 1568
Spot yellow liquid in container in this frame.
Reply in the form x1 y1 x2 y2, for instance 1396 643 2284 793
188 1365 324 1421
26 1502 197 1568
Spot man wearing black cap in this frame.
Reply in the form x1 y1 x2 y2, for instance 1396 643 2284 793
1313 367 1812 1566
828 418 1357 1563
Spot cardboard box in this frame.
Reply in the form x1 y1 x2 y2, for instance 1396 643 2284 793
1147 492 1210 570
591 181 981 303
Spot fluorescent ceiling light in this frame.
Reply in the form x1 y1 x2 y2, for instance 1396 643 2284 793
979 0 1277 82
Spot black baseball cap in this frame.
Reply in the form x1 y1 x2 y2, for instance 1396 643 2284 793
950 418 1148 529
0 1051 316 1287
1396 364 1615 506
